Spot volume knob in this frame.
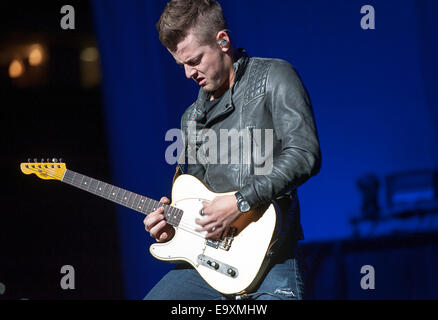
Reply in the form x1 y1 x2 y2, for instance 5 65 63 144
207 260 219 270
227 268 236 277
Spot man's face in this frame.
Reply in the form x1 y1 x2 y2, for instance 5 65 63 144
170 31 228 93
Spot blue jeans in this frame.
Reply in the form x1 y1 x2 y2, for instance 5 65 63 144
144 253 306 300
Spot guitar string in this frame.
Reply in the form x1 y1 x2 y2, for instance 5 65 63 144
23 165 209 239
60 174 209 235
23 165 212 235
60 173 208 237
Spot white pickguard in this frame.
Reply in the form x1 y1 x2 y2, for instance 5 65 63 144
149 174 277 295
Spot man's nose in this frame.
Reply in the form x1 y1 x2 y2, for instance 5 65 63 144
184 65 196 79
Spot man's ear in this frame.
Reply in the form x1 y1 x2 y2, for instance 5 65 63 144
216 30 231 51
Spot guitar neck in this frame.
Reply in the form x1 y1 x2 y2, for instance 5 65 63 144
61 169 183 227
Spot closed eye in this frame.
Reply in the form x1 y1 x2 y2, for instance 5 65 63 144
187 56 202 66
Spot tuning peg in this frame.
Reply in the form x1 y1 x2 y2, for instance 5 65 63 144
27 158 32 163
33 158 38 163
52 158 58 163
59 158 64 163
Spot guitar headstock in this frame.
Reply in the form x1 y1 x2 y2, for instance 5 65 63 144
20 158 66 181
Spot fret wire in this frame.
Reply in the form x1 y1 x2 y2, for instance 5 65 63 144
140 196 147 212
170 206 177 221
166 207 172 225
173 207 180 225
168 206 175 220
109 185 115 199
96 180 102 194
89 177 96 192
104 183 111 199
94 178 100 193
134 194 141 210
138 195 144 212
141 195 148 211
139 194 145 210
146 197 155 214
72 172 78 186
75 174 83 186
152 198 159 211
114 186 120 200
169 207 176 225
127 191 135 209
116 187 123 202
74 174 80 186
113 186 118 200
145 198 152 213
139 196 147 214
122 190 128 205
91 178 99 194
85 176 91 191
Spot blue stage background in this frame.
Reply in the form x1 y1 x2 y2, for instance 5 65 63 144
91 0 438 299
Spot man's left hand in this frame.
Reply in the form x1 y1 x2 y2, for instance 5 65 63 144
195 194 241 240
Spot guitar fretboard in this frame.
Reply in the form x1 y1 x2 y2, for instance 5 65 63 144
62 169 183 227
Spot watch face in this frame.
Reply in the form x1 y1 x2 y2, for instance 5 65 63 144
239 201 250 212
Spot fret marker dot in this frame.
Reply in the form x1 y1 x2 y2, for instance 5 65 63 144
141 200 144 202
112 193 115 195
99 188 102 190
84 182 87 185
124 197 127 200
139 206 142 209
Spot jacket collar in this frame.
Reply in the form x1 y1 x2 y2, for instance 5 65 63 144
190 49 249 122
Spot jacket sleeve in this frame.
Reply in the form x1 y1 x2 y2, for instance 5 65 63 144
238 60 321 208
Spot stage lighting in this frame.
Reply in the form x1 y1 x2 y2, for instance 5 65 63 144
80 46 99 62
28 44 44 66
9 59 24 78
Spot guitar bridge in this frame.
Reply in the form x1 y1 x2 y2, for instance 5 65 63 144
205 227 237 251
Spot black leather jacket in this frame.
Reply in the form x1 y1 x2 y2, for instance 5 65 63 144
178 50 321 242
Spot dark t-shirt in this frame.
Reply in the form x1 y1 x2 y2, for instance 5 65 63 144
203 91 226 123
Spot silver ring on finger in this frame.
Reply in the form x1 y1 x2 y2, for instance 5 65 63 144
211 226 216 232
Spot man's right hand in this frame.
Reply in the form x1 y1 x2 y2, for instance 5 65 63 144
143 196 175 242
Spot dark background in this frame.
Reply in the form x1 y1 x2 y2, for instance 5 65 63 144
0 1 123 299
1 0 437 299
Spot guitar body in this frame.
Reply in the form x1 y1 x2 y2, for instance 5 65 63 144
150 174 277 295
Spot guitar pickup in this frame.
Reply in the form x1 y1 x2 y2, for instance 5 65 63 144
206 239 219 249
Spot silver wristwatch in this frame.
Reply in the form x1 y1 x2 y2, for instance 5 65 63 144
235 192 250 213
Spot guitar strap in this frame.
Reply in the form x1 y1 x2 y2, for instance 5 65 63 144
172 165 183 184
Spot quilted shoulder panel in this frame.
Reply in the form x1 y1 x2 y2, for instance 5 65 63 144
243 58 271 105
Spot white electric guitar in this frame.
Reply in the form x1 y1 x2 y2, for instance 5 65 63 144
20 160 278 295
